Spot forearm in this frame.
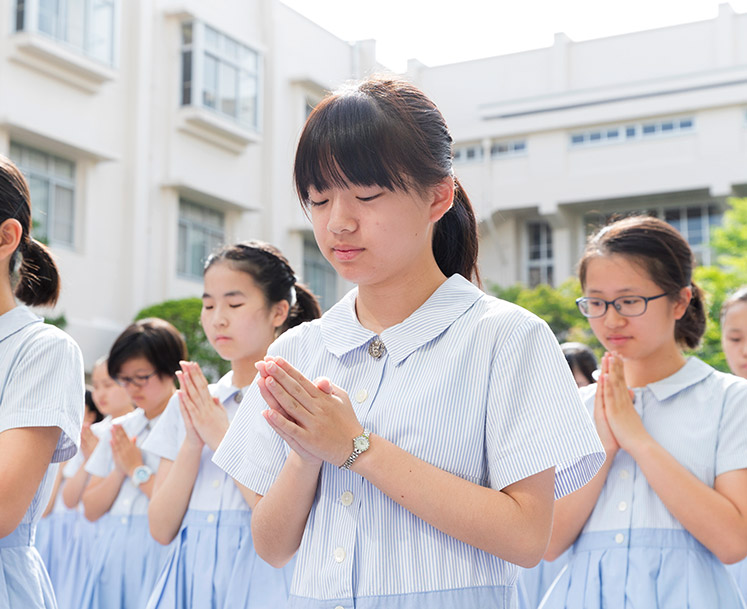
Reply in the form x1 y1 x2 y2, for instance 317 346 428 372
633 439 747 563
82 471 126 521
251 453 321 567
42 467 64 517
545 450 614 560
354 434 555 567
62 466 91 509
231 479 261 510
149 449 201 544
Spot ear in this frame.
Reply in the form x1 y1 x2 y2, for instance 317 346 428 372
672 286 692 321
270 299 290 329
0 218 22 260
428 177 455 224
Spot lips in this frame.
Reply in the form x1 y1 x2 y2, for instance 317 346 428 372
332 246 364 262
606 336 632 347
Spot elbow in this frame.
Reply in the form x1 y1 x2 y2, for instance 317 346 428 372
252 536 294 568
513 540 549 569
716 539 747 565
544 539 569 563
150 526 176 546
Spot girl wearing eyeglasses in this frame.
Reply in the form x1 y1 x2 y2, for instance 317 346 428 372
142 242 321 609
541 216 747 608
79 318 187 609
0 154 85 609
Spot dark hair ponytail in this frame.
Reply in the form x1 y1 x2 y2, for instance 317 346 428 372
204 241 321 334
294 76 480 285
579 215 706 349
0 155 61 306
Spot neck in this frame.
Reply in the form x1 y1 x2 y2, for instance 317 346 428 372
232 348 268 387
144 388 175 420
0 271 16 316
110 405 134 419
623 343 687 387
356 257 448 334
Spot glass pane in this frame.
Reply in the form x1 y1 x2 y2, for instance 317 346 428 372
54 157 74 180
625 126 636 138
65 0 86 50
241 47 258 72
53 185 74 244
679 118 693 130
547 266 554 287
15 0 25 31
661 121 674 132
38 0 59 37
204 26 220 53
89 0 115 64
589 132 601 142
28 177 50 241
513 140 526 152
686 207 703 245
203 55 218 109
219 62 238 117
528 267 540 288
177 223 188 275
9 142 22 162
182 21 193 45
224 36 240 62
606 129 619 139
664 208 681 232
571 134 584 145
642 124 656 135
181 50 192 105
28 149 48 173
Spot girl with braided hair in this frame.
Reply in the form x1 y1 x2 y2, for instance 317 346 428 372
144 241 321 609
0 154 84 608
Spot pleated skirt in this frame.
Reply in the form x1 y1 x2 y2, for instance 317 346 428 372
517 552 568 609
728 560 747 606
53 515 97 609
0 524 57 609
146 509 294 609
539 528 746 609
79 513 170 609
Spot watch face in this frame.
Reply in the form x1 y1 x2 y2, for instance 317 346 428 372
134 466 152 483
353 436 370 452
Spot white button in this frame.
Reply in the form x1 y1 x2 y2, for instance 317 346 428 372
619 469 630 479
207 513 216 523
355 389 368 403
123 499 131 507
618 501 628 512
614 533 625 544
334 606 344 609
333 547 346 563
120 516 127 525
340 491 354 506
212 479 220 488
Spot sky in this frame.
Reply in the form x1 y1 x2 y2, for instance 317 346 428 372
281 0 747 72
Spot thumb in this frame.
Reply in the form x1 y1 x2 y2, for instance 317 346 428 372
628 389 635 402
314 377 333 394
213 397 221 406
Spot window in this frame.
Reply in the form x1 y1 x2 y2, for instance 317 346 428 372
570 116 694 148
177 200 225 279
527 221 553 287
10 142 75 246
453 144 483 163
181 21 260 130
303 236 337 311
14 0 117 65
490 139 527 159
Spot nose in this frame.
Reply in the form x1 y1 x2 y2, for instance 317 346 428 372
326 197 356 235
602 305 627 328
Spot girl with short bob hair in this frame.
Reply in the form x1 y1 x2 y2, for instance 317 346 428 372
0 154 85 608
542 216 747 608
80 318 187 609
144 241 320 609
214 77 604 609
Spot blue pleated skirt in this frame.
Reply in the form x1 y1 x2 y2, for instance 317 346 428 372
53 515 97 609
728 560 747 605
0 524 57 609
539 528 747 609
145 509 294 609
517 552 568 609
79 514 170 609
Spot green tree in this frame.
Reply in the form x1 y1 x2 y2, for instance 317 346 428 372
135 298 230 382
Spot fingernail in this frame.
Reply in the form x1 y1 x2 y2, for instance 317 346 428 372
267 377 274 386
267 362 276 372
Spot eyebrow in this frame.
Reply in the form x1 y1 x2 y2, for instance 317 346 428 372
202 291 246 298
586 288 640 296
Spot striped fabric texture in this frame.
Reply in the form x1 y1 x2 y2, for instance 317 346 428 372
214 274 604 608
0 305 85 527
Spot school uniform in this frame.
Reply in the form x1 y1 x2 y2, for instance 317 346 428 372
0 306 84 609
79 408 170 609
540 357 747 609
213 274 605 609
729 562 747 607
517 552 569 609
143 371 294 609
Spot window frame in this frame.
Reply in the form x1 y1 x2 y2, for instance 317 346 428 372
177 199 226 280
526 220 554 288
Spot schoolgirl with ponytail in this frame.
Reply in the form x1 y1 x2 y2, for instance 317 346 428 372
213 77 604 609
0 154 84 608
143 241 321 609
541 216 747 608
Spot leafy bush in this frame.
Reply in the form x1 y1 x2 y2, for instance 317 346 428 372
135 298 230 383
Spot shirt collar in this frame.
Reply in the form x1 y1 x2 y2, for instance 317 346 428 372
214 370 243 404
0 306 42 342
646 357 714 401
320 274 484 365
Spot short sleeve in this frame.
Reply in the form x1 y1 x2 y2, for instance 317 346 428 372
63 451 85 478
0 327 85 462
716 377 747 476
485 316 604 498
213 336 294 495
86 425 114 478
142 392 183 461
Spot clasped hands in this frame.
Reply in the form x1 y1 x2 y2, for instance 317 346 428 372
595 352 650 456
176 361 230 452
255 356 363 468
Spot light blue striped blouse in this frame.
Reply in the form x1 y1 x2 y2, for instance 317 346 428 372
213 275 605 609
579 357 747 535
0 305 84 528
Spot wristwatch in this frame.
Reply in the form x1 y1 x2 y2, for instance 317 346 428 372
339 429 371 470
131 465 153 487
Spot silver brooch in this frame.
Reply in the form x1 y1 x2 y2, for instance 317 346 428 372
234 391 243 403
368 337 385 359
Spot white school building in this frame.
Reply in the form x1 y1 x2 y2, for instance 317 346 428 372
1 0 746 368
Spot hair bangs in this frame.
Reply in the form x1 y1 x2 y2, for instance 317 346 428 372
294 92 411 204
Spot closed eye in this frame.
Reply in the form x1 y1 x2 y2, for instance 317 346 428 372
308 198 328 207
357 193 383 202
229 304 244 308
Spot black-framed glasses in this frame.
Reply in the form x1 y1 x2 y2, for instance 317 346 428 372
115 371 158 388
576 293 669 318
